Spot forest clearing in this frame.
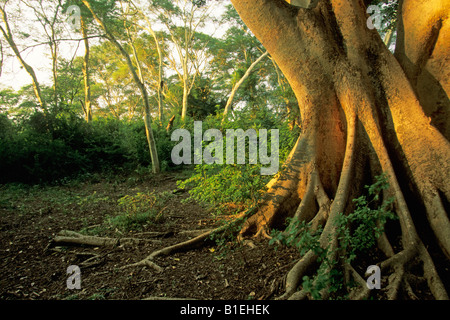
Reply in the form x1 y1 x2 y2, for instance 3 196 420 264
0 171 300 300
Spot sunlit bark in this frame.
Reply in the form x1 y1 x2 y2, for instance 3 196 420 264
80 14 92 122
230 0 449 299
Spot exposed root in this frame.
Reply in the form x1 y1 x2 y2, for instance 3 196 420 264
78 253 107 268
380 244 449 300
293 170 319 222
421 185 450 259
288 289 308 300
418 244 449 299
380 247 416 271
121 223 234 273
404 279 419 300
50 229 214 249
277 250 318 300
271 108 449 300
282 242 448 300
238 132 318 239
253 227 273 239
346 264 371 300
386 266 405 300
376 230 395 258
276 114 357 300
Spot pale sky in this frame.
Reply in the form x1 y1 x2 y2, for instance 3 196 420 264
0 0 231 92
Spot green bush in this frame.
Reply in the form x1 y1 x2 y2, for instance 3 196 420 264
0 110 173 184
108 191 172 231
176 106 299 215
270 174 397 299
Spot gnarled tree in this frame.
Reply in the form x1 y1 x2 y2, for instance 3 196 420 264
230 0 449 299
125 0 449 300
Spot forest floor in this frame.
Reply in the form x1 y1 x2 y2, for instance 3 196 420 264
0 170 298 300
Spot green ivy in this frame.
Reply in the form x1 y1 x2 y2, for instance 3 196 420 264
270 173 397 299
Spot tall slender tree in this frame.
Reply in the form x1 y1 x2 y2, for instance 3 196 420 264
81 0 160 174
0 1 45 109
150 0 216 121
80 10 92 122
22 0 64 108
129 0 166 125
222 50 268 122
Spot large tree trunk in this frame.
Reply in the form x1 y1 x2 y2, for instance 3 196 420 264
230 0 449 300
394 0 450 140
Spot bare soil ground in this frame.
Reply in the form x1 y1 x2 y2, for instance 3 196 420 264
0 171 297 300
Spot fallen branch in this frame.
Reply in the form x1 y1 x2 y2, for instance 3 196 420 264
52 230 159 248
121 221 240 273
122 229 215 272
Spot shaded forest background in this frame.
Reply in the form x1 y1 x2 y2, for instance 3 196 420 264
0 0 304 186
0 0 396 186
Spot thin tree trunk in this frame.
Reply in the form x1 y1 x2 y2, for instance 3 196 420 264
0 6 45 110
181 73 189 120
82 0 160 174
129 3 165 125
166 114 175 132
80 14 92 122
50 41 58 107
50 23 58 108
124 23 161 174
222 50 269 123
150 26 164 125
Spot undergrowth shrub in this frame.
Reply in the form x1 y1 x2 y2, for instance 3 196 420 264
177 106 299 216
0 110 174 184
108 191 173 231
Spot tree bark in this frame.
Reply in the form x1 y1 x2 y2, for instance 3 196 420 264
394 0 450 140
181 72 189 120
230 0 449 300
80 14 92 122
